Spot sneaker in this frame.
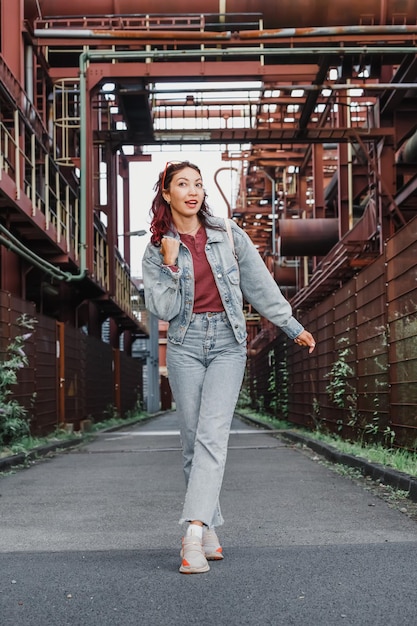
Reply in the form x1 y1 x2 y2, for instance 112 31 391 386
203 528 224 561
179 536 210 574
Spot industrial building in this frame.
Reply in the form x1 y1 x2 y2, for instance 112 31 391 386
1 1 417 447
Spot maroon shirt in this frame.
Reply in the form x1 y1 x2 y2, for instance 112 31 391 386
180 228 224 313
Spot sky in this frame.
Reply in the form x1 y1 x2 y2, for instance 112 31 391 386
123 149 239 277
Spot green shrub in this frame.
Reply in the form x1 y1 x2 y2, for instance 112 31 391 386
0 314 37 446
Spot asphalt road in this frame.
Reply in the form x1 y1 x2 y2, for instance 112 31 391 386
1 412 417 625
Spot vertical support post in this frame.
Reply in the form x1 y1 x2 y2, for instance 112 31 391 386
377 137 396 244
78 53 89 275
119 156 131 266
146 312 160 414
337 90 352 237
262 169 276 257
113 347 121 415
56 170 61 242
65 185 70 251
312 144 325 271
312 144 325 218
31 132 36 212
56 321 66 426
106 143 118 296
14 110 21 200
1 0 23 80
45 154 50 228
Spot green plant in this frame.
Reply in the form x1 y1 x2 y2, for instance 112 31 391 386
0 314 37 447
310 396 322 431
236 382 252 410
267 350 277 414
275 352 289 419
325 339 358 424
246 409 417 477
103 404 120 421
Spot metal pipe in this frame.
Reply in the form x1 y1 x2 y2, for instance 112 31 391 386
278 218 339 256
78 50 88 278
75 46 417 61
240 24 417 38
0 233 72 280
34 28 231 39
75 43 417 281
214 167 238 218
25 45 34 104
401 130 417 163
33 24 417 41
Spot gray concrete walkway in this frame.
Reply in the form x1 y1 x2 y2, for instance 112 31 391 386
1 412 417 625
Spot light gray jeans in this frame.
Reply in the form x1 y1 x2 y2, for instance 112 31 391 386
167 311 247 528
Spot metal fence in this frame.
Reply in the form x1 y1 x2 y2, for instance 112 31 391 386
0 291 143 435
2 214 417 447
248 214 417 450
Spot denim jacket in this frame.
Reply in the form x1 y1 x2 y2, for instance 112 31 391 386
142 216 304 345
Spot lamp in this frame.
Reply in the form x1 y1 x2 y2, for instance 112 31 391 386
118 230 147 237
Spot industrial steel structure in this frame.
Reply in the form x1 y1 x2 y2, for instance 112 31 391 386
1 1 417 446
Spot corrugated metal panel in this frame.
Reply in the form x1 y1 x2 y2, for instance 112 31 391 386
0 291 144 435
120 350 143 415
84 336 114 419
64 324 87 427
386 217 417 447
32 314 58 433
247 214 417 449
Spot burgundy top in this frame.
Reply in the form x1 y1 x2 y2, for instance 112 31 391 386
180 227 224 313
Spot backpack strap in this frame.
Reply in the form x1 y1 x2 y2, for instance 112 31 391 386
224 218 236 257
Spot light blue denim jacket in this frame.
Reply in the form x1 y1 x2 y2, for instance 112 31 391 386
142 216 304 345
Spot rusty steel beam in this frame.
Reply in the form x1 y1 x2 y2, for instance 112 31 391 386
24 0 417 28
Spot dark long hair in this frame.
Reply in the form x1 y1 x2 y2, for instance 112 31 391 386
149 161 213 246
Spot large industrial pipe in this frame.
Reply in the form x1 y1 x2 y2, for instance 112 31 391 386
273 263 297 286
400 130 417 163
33 29 232 40
278 218 339 257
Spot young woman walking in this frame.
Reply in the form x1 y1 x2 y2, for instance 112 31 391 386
142 161 316 574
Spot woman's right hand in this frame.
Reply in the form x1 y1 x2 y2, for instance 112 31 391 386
161 236 180 266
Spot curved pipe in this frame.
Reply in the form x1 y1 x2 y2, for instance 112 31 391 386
214 167 238 218
0 233 73 281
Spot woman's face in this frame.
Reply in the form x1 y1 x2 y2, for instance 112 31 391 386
163 167 205 222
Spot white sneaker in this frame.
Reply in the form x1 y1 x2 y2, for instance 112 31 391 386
203 528 224 560
179 536 210 574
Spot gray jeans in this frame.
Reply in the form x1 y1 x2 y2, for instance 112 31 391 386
167 312 247 527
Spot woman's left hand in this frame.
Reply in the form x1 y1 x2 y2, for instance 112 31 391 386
294 330 316 354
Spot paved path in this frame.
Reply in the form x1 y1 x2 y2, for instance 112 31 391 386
1 412 417 625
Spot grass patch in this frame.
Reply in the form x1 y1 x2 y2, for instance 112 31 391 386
238 409 417 478
89 412 149 432
0 411 149 459
0 430 79 459
237 408 292 430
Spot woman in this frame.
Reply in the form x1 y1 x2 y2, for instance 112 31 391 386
142 161 316 575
